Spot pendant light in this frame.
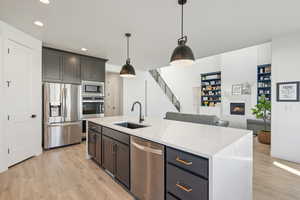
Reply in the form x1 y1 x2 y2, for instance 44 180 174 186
170 0 195 67
120 33 136 78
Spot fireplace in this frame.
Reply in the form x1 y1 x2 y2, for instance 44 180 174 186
230 103 245 115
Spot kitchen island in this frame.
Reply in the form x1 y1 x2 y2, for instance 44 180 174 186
87 116 252 200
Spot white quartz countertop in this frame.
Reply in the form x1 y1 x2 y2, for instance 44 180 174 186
88 116 252 158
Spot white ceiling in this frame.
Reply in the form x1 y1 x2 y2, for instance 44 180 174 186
1 0 300 70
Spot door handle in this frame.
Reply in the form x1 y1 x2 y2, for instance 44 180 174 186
31 114 37 118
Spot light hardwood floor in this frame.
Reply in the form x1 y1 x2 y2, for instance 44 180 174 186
0 138 300 200
253 138 300 200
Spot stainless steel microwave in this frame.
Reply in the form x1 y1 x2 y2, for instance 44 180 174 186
82 81 104 96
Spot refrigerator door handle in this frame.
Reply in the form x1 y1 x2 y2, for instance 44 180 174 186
60 86 65 121
47 121 81 127
63 87 67 122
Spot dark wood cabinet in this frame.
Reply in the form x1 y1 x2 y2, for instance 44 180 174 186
95 133 102 165
88 131 96 158
102 127 130 189
115 141 130 188
62 53 81 84
81 57 106 82
88 122 102 165
42 48 62 82
102 135 115 174
42 47 106 84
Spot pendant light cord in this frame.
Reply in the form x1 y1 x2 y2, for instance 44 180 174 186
181 2 184 38
127 36 129 60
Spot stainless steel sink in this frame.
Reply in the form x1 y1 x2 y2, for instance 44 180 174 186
114 122 148 129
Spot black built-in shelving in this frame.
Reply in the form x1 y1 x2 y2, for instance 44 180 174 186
257 64 271 103
201 71 221 107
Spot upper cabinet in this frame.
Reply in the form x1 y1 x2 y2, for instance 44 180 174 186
42 47 107 84
81 57 106 82
42 48 62 82
62 53 81 84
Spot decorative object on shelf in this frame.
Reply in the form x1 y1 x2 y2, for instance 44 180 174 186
232 84 242 95
276 81 300 102
120 33 136 78
170 0 195 67
257 64 271 103
242 82 252 95
201 71 221 107
251 95 271 145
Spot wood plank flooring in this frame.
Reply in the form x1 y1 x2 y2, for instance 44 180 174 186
0 144 134 200
253 138 300 200
0 138 299 200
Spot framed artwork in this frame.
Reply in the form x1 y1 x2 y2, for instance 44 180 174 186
232 84 242 95
277 81 300 102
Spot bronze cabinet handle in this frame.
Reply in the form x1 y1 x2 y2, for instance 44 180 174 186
176 157 193 166
176 183 193 192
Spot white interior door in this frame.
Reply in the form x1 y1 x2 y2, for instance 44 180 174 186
4 40 37 166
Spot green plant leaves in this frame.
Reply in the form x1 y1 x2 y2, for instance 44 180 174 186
251 95 271 119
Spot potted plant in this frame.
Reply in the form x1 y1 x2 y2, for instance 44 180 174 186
251 95 271 144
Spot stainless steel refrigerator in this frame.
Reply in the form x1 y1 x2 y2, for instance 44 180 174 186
43 83 82 149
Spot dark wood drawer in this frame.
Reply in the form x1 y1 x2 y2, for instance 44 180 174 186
166 147 208 179
102 127 129 145
166 164 208 200
166 193 179 200
88 122 101 133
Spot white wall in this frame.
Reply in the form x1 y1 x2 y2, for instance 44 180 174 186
220 46 258 128
123 70 176 119
160 56 221 115
271 32 300 163
106 63 121 73
258 43 272 65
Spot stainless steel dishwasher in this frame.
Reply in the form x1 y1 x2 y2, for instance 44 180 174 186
130 136 165 200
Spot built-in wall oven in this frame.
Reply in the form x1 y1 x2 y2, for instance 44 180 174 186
82 81 105 138
82 96 104 118
82 81 105 118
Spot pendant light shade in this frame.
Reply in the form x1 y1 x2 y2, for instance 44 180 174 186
120 33 136 77
120 59 136 78
170 0 195 67
170 36 195 67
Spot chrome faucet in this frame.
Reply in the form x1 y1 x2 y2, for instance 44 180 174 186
131 101 144 123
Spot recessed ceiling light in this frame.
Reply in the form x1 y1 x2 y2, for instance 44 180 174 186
81 48 88 51
34 21 44 27
40 0 50 4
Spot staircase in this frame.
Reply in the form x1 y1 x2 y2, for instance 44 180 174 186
149 69 181 112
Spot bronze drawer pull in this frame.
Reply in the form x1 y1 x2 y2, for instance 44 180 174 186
176 183 193 192
176 157 193 166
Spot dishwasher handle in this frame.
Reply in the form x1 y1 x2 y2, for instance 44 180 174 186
131 141 163 155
